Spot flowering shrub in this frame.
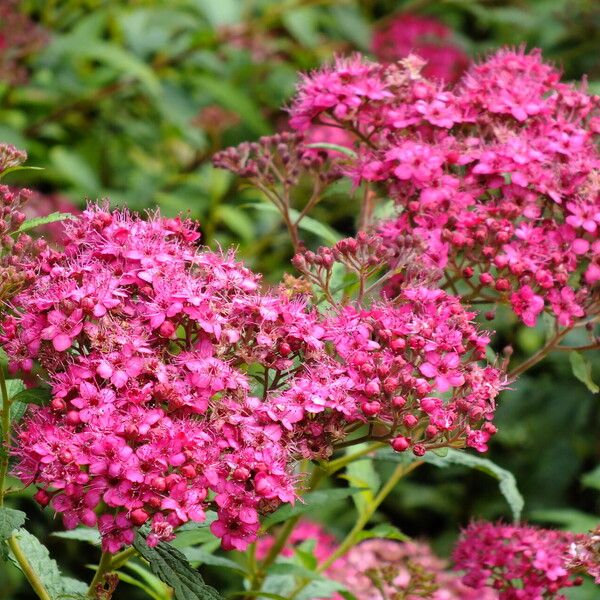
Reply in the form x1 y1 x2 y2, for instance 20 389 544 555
0 35 598 600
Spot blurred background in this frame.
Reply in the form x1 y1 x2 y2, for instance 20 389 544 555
1 0 599 597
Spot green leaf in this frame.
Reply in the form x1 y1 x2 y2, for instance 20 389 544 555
5 379 25 398
192 0 240 26
10 387 52 407
354 523 410 543
183 547 246 574
114 569 166 600
282 7 321 48
530 508 598 533
77 42 161 95
9 528 85 599
305 143 357 158
0 166 44 181
17 212 74 234
569 351 599 393
376 449 524 522
228 593 289 600
50 147 101 193
0 507 26 540
52 527 101 545
343 446 380 518
248 203 342 245
261 487 364 530
123 560 172 599
133 533 223 600
581 464 600 490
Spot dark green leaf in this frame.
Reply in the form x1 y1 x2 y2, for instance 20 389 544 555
0 166 44 181
10 387 52 407
133 533 223 600
376 449 524 522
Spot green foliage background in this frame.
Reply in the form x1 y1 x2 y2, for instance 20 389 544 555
1 0 599 598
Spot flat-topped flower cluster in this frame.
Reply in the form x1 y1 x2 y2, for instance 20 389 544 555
288 48 600 328
3 204 502 552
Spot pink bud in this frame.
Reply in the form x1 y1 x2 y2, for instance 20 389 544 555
391 436 410 452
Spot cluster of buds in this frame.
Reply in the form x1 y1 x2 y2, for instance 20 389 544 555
0 144 28 173
213 132 340 186
291 232 427 303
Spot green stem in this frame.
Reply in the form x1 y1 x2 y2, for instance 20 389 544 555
87 551 114 598
289 460 423 599
110 547 137 570
8 535 53 600
0 368 54 600
0 366 11 506
246 443 386 597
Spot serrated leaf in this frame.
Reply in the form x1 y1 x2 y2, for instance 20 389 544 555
9 528 73 599
261 487 365 530
569 351 599 393
17 213 74 234
5 379 25 398
376 449 524 522
305 143 357 158
0 507 26 540
52 527 101 545
133 533 223 600
10 387 52 406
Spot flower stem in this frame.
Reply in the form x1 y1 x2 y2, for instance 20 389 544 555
0 366 11 506
0 368 53 600
288 460 423 599
87 550 114 598
7 535 53 600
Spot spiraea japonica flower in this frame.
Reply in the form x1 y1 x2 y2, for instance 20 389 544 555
3 205 327 552
453 521 585 599
288 49 600 328
4 204 504 552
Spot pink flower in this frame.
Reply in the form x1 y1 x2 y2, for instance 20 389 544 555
453 522 583 599
510 286 545 327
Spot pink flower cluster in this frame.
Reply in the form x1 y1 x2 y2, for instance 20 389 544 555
5 205 324 552
453 522 584 599
259 521 496 599
371 13 469 83
4 205 503 551
289 49 600 327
